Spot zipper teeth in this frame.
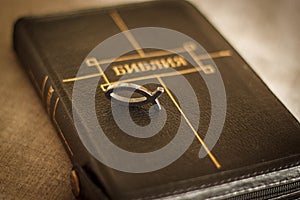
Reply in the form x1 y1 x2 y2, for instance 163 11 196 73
226 180 300 200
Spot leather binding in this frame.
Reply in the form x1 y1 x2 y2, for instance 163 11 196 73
13 0 300 199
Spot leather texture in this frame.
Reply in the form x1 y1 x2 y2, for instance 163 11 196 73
13 0 300 199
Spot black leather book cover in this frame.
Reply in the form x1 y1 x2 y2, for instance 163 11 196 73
13 0 300 199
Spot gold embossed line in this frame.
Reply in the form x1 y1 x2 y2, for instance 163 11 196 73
110 10 145 57
46 85 54 116
62 49 231 83
99 66 204 92
41 75 49 101
97 49 230 65
85 58 111 86
156 76 221 169
53 97 74 156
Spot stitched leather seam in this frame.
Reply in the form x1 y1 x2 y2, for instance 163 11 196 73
133 162 300 200
210 177 300 200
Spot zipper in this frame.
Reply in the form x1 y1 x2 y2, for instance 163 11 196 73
226 180 300 200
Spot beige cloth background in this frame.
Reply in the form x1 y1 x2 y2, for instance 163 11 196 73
1 0 299 199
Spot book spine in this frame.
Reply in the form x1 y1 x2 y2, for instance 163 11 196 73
13 18 110 200
13 18 75 158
